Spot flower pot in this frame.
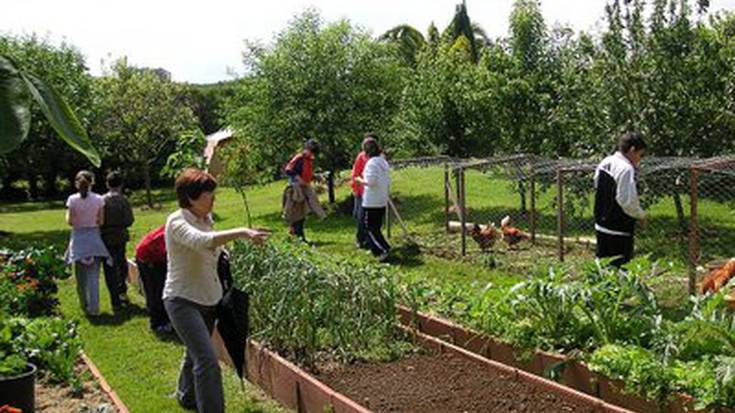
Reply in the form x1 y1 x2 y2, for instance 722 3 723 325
0 363 36 413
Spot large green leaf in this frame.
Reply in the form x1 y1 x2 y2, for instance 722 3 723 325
0 55 31 154
21 72 101 167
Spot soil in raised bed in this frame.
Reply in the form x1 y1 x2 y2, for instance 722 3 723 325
34 361 118 413
317 350 596 413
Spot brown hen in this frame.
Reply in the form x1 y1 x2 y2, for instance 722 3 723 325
500 215 530 249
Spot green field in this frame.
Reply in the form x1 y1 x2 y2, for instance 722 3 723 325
1 165 733 412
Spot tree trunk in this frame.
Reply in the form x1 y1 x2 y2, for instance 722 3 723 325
43 170 58 199
236 187 252 228
327 170 335 204
143 163 154 209
27 173 39 201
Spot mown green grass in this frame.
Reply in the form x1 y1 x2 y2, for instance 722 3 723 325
1 165 731 411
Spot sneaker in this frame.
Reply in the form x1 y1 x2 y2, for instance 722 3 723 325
173 393 196 411
154 323 174 336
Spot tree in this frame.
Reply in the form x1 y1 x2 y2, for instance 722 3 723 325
94 59 198 208
182 81 236 135
442 0 485 63
0 35 99 198
391 38 500 158
223 10 406 184
379 25 426 67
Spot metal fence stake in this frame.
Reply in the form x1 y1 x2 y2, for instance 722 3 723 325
529 169 536 244
557 169 565 262
444 163 450 233
460 167 467 257
688 167 700 295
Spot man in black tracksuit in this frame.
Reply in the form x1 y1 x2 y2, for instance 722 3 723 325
594 132 647 267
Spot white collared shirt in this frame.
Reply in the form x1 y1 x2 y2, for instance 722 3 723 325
163 208 223 306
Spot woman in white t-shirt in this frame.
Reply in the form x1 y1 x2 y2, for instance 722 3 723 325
355 139 391 262
64 170 110 316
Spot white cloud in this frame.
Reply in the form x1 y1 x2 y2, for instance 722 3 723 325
2 0 734 83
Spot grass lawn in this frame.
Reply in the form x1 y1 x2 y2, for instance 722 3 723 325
1 165 731 411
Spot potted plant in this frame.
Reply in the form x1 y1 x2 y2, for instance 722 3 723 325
0 340 36 413
0 364 36 413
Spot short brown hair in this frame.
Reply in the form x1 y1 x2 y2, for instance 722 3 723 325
364 139 382 158
175 168 217 208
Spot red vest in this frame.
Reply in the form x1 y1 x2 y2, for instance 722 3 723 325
285 152 314 184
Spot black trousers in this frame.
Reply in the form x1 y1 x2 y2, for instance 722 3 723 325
137 259 170 330
596 231 634 267
290 219 306 241
364 207 391 256
102 242 128 308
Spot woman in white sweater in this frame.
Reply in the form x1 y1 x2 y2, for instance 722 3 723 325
164 168 269 413
355 139 391 262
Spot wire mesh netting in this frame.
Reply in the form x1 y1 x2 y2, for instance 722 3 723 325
385 154 735 268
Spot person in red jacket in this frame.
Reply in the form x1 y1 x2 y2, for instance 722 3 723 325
135 224 171 334
283 139 325 242
351 134 377 249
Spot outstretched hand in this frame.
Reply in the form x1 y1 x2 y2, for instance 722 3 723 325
244 228 271 245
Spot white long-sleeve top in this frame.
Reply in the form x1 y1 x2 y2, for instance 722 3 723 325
163 208 223 306
594 152 646 236
362 155 391 208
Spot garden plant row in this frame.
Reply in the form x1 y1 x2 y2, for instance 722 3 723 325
0 247 119 413
403 257 735 412
229 241 642 412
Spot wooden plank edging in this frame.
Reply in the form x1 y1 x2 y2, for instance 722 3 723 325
80 352 130 413
212 330 371 413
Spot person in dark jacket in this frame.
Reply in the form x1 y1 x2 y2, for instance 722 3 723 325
594 132 647 267
100 171 134 310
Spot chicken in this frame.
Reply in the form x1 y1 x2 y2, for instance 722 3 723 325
500 215 531 249
471 222 499 251
699 258 735 295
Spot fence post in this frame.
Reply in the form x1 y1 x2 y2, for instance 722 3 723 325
529 167 536 244
460 167 467 257
557 169 565 262
688 167 700 295
444 163 450 233
386 192 392 239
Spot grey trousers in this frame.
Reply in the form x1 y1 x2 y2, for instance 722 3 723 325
164 297 223 413
74 260 100 315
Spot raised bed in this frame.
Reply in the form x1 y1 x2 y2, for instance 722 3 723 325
213 328 636 413
395 305 735 413
25 353 129 413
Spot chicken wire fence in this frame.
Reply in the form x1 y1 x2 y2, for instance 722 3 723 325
385 154 735 276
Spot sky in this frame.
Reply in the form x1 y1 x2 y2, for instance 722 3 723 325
2 0 735 84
